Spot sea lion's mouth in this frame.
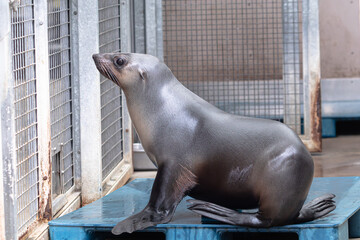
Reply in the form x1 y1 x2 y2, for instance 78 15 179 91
92 54 120 85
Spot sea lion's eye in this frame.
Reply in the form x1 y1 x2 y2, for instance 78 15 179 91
115 57 126 67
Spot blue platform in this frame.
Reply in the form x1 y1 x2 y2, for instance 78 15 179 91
49 177 360 240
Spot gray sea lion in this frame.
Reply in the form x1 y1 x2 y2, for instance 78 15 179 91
92 52 335 235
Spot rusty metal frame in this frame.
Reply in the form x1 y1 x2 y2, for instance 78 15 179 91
2 0 135 238
1 1 53 238
300 0 322 152
35 0 53 222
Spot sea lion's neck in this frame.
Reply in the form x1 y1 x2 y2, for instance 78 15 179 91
125 79 196 152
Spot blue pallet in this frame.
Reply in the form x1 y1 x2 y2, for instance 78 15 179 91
49 177 360 240
322 117 360 138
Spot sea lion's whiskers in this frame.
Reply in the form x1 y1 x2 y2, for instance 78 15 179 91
101 63 109 77
102 63 114 81
100 64 108 78
97 62 107 78
105 63 120 85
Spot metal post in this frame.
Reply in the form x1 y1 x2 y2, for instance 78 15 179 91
74 0 102 205
301 0 322 151
70 0 82 192
120 0 134 170
155 0 164 61
134 0 145 53
0 141 4 240
0 2 17 239
145 0 157 56
134 0 163 59
282 0 301 134
34 0 52 221
121 0 132 53
0 127 4 240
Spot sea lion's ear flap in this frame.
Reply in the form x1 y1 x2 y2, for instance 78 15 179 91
139 68 147 81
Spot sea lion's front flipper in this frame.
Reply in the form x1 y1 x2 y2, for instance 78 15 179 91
112 163 197 235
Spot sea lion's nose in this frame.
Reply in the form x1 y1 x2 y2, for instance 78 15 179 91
92 54 99 61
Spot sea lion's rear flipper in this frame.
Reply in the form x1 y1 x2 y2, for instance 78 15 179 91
187 199 272 227
294 193 336 224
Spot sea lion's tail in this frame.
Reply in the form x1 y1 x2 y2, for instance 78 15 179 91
294 193 336 224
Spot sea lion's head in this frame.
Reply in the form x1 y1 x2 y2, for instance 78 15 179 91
92 52 163 91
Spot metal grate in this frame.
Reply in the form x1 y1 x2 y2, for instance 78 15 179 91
48 0 74 195
162 0 303 133
98 0 124 180
10 0 39 235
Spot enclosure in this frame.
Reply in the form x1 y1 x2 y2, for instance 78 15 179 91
1 0 353 239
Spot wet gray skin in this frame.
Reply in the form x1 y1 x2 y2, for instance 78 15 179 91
92 53 335 235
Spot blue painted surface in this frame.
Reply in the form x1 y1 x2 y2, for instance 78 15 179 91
322 118 337 138
49 177 360 240
349 210 360 238
322 117 360 138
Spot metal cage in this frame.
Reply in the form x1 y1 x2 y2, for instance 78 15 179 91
1 0 134 238
10 0 39 236
162 0 321 151
1 0 320 238
98 0 124 180
48 0 74 203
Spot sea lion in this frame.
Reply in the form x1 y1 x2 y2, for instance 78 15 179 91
92 52 335 235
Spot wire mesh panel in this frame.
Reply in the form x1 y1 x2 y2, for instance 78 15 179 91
98 0 124 180
162 0 303 133
10 0 39 235
48 0 74 196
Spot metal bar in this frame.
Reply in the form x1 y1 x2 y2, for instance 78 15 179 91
100 86 121 99
97 26 121 36
102 129 123 157
77 0 102 205
16 184 39 214
99 15 121 24
120 0 133 171
49 112 72 127
100 91 121 106
282 0 301 134
145 0 156 56
0 2 17 238
101 116 123 134
101 104 121 121
155 0 164 61
99 38 122 49
51 125 73 141
70 0 81 191
50 99 72 112
302 0 322 152
98 3 121 11
35 0 52 221
102 151 123 172
16 164 39 181
15 120 37 135
134 0 145 53
121 0 132 53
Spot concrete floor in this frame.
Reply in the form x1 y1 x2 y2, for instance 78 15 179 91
313 135 360 177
